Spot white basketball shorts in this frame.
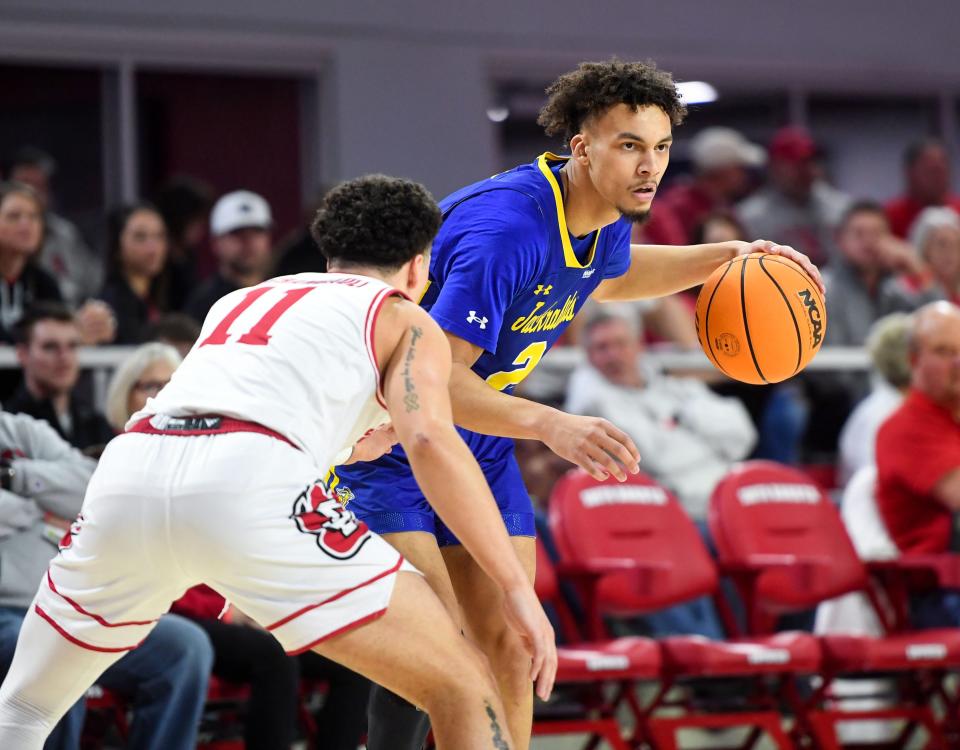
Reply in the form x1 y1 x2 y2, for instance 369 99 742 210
32 419 416 656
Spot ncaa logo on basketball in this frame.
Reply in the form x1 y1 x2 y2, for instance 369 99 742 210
290 482 372 560
797 289 823 348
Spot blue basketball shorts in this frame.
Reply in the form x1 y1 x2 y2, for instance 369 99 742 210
332 449 536 547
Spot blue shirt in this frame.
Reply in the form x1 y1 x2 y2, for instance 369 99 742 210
422 152 632 398
356 152 631 467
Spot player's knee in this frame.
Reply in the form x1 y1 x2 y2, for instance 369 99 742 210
471 618 529 674
422 641 497 710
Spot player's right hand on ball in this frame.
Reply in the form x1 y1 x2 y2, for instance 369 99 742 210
538 411 640 482
502 585 557 702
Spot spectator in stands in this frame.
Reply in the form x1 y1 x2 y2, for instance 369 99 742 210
693 210 749 246
104 342 181 432
567 310 756 520
567 311 744 640
641 127 765 246
99 204 172 345
273 189 328 277
823 201 922 347
737 126 850 267
184 190 274 324
876 301 960 626
0 409 213 749
6 147 103 307
803 201 917 465
877 301 960 556
838 312 912 486
142 313 201 358
152 176 213 307
7 303 114 450
0 182 63 343
885 139 960 239
882 206 960 312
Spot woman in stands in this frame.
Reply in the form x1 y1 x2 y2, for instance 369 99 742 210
0 182 63 343
99 203 174 344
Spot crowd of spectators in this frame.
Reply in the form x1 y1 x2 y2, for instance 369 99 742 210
2 125 960 746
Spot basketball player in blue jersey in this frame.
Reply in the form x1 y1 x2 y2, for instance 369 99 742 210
333 60 824 750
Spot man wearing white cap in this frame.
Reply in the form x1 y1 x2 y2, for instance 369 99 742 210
639 127 765 245
184 190 274 324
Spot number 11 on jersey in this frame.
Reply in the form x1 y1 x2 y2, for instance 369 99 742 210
200 286 315 347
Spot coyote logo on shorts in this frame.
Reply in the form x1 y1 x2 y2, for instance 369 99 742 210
291 483 372 560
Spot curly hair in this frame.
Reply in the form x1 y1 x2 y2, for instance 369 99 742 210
310 175 441 270
537 59 686 143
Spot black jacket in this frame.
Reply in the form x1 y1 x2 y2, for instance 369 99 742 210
5 385 115 451
184 273 239 325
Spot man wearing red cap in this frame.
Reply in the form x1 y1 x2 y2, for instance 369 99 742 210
885 139 960 240
640 127 765 246
737 127 851 267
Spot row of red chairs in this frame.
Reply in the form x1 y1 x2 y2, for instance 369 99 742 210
533 461 960 750
83 677 330 749
85 459 960 749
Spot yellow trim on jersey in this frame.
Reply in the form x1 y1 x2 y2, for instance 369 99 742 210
325 466 340 492
417 280 431 303
535 152 601 269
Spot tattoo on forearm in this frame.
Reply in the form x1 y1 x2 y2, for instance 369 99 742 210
484 701 510 749
402 326 423 412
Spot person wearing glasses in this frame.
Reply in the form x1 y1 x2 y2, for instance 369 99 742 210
6 303 114 451
104 342 181 433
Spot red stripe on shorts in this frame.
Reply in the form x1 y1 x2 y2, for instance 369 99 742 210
285 608 388 656
267 553 404 632
46 571 158 628
34 605 143 653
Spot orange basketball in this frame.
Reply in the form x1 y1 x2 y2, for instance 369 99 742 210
695 253 826 384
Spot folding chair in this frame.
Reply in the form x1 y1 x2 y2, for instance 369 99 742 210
710 460 960 749
534 538 660 750
549 468 818 750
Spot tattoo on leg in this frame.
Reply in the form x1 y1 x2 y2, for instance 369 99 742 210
484 700 510 750
402 325 423 412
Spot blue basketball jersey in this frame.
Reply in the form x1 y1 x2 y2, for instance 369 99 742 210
423 152 632 397
336 153 633 534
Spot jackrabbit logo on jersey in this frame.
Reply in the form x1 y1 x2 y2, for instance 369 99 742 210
291 483 372 559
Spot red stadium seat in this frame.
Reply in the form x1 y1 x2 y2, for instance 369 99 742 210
533 538 657 750
548 469 814 749
710 460 960 748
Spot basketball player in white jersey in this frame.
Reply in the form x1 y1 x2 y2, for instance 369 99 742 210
0 175 556 750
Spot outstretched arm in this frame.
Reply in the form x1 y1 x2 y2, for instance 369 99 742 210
593 239 824 302
377 300 557 700
443 333 640 482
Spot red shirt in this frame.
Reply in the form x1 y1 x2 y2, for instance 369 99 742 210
876 390 960 553
639 182 720 246
171 584 227 621
884 195 960 238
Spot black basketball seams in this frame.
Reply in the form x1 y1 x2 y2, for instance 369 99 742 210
758 255 803 376
740 258 768 383
702 258 735 375
759 255 826 310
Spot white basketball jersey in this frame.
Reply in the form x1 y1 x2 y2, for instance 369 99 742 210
132 272 398 469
